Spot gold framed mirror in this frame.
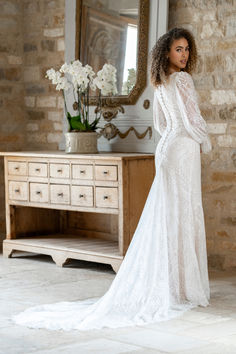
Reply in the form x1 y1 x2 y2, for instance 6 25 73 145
75 0 149 106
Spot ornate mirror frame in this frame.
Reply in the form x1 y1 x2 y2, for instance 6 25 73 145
75 0 150 106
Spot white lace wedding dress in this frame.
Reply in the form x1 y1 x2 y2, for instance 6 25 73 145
13 71 212 331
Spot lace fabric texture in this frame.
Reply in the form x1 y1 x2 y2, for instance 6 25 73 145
13 71 211 331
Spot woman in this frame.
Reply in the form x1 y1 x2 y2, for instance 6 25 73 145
13 27 212 331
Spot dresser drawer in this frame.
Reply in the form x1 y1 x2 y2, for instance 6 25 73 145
49 164 70 179
8 161 27 176
9 181 28 201
71 186 93 207
50 184 70 204
95 165 118 181
29 163 47 177
72 164 93 180
95 187 118 208
30 183 48 203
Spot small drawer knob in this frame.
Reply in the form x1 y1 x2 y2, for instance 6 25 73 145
35 168 40 172
36 191 41 195
103 171 108 174
14 189 20 193
103 195 109 200
14 166 19 170
57 192 63 197
80 170 85 174
57 169 62 173
79 194 84 198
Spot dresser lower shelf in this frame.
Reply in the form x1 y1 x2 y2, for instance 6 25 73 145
3 235 123 273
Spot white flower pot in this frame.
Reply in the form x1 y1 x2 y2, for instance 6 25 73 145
65 131 98 154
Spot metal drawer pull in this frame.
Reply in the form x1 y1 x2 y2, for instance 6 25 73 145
79 194 84 198
57 169 62 173
36 191 41 195
80 170 85 174
14 189 20 193
35 168 40 172
57 192 63 197
103 195 109 199
103 171 108 174
14 166 19 170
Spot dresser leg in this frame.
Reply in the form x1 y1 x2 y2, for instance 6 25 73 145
3 244 14 258
111 262 121 273
51 254 69 267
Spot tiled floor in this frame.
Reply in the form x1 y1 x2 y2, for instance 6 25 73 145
0 252 236 354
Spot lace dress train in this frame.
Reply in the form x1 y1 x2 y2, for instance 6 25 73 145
13 71 212 331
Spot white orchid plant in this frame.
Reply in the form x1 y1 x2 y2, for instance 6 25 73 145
46 60 117 132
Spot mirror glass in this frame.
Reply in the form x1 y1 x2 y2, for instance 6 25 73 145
79 0 139 96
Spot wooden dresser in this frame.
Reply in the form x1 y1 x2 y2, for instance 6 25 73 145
0 151 155 272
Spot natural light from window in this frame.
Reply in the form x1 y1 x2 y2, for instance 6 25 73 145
123 24 137 82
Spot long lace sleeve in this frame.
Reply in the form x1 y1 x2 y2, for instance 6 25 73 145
175 71 212 153
153 90 167 136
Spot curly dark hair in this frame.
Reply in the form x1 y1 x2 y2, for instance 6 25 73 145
150 27 198 87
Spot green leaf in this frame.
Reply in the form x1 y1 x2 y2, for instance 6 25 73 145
90 117 100 129
67 112 73 130
70 119 86 131
84 119 91 130
67 113 101 132
71 114 82 122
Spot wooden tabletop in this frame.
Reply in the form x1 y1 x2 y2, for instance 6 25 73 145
0 150 154 160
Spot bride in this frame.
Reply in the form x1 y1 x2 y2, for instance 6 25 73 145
13 27 212 331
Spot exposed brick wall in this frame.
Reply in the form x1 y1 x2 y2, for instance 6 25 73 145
169 0 236 270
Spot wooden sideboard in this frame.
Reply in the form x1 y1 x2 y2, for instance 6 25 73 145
0 151 155 272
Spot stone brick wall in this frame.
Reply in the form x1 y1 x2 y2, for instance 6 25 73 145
0 0 65 241
169 0 236 270
23 0 65 150
0 1 25 151
0 0 25 239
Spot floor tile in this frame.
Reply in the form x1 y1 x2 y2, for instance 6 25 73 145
123 350 165 354
1 254 236 354
0 326 92 354
175 342 236 354
140 318 202 333
32 338 142 354
177 311 232 324
177 319 236 340
103 327 209 352
212 333 236 347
